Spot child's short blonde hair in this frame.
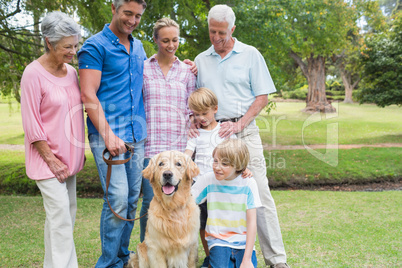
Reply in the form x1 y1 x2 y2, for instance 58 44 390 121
188 87 218 112
213 139 249 173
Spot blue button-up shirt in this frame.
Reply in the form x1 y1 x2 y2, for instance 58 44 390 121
78 24 147 143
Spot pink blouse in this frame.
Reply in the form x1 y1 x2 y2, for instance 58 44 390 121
20 60 85 180
143 55 196 158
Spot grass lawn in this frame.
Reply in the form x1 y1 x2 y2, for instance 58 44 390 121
0 99 24 144
1 100 401 146
1 191 400 267
258 102 402 146
1 146 400 196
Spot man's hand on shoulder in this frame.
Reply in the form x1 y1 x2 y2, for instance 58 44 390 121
183 59 198 76
218 121 243 138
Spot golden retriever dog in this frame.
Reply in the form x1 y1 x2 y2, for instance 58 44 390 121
127 151 200 268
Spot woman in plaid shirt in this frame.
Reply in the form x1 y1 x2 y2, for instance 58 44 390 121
139 17 197 241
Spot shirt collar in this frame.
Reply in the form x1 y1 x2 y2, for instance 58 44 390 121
102 23 134 45
149 54 179 63
207 38 245 56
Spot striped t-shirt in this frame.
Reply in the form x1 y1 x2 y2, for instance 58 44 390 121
191 172 262 250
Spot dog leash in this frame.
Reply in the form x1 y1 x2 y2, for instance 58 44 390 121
102 144 148 222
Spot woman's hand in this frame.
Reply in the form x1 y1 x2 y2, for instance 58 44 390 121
48 158 71 183
188 115 200 139
33 140 71 183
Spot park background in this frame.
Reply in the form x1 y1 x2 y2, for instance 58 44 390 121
0 0 401 267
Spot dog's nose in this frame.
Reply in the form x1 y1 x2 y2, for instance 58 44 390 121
163 171 173 180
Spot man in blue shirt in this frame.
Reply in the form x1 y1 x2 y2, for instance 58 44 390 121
78 0 147 267
195 4 290 268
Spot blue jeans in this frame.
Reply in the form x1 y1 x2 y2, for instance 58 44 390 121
89 133 144 268
209 246 257 268
139 158 154 242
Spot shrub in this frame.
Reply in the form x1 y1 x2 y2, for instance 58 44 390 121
282 85 308 100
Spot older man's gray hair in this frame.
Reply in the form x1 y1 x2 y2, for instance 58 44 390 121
208 4 236 30
41 11 81 52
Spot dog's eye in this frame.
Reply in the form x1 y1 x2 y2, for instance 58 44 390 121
175 162 182 167
159 162 164 167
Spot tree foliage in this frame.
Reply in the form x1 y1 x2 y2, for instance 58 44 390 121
0 0 81 101
1 0 37 101
77 0 219 60
236 0 367 112
1 0 399 111
358 10 402 107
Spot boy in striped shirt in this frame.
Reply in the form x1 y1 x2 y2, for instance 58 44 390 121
191 139 262 268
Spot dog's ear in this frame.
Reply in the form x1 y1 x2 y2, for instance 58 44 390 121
186 158 200 180
142 156 156 182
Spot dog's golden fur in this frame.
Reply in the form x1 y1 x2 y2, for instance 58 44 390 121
127 151 200 268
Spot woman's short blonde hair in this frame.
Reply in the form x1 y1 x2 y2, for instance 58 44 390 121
153 17 180 39
188 87 218 112
213 139 249 173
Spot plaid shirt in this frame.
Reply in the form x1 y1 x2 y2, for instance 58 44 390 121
143 55 196 158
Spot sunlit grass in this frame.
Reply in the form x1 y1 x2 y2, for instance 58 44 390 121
258 102 402 146
1 191 400 267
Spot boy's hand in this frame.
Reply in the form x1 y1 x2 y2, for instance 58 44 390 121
241 168 252 178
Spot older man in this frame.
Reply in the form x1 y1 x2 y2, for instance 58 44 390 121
195 4 290 268
78 0 147 267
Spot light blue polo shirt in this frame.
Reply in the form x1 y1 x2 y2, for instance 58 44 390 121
195 38 276 120
77 24 147 143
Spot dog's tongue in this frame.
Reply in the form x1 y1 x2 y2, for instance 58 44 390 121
162 184 175 195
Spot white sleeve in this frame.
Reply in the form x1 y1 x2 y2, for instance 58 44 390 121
191 172 214 204
247 178 262 209
186 136 197 152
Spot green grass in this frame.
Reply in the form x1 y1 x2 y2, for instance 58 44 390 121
0 100 400 194
1 147 400 196
258 102 402 146
0 150 101 197
0 100 24 144
1 192 400 267
2 100 401 146
266 147 402 187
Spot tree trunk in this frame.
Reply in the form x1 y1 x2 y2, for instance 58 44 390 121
33 10 42 56
339 66 360 104
304 55 336 113
341 70 354 103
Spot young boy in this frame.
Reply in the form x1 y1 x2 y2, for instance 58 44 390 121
191 139 261 268
185 87 237 267
185 87 236 175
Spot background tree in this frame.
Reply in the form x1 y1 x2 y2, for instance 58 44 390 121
331 1 386 103
1 0 38 102
0 0 80 101
77 0 219 60
358 9 402 107
236 0 385 113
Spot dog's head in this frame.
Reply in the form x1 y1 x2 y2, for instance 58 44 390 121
143 151 199 203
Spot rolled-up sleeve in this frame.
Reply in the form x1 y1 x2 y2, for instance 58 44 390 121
77 39 103 71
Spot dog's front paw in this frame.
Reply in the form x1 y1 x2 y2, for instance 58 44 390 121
126 252 138 268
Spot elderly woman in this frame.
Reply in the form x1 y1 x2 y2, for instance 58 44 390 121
20 11 84 267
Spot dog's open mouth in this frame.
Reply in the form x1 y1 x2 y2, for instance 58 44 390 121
161 182 180 196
